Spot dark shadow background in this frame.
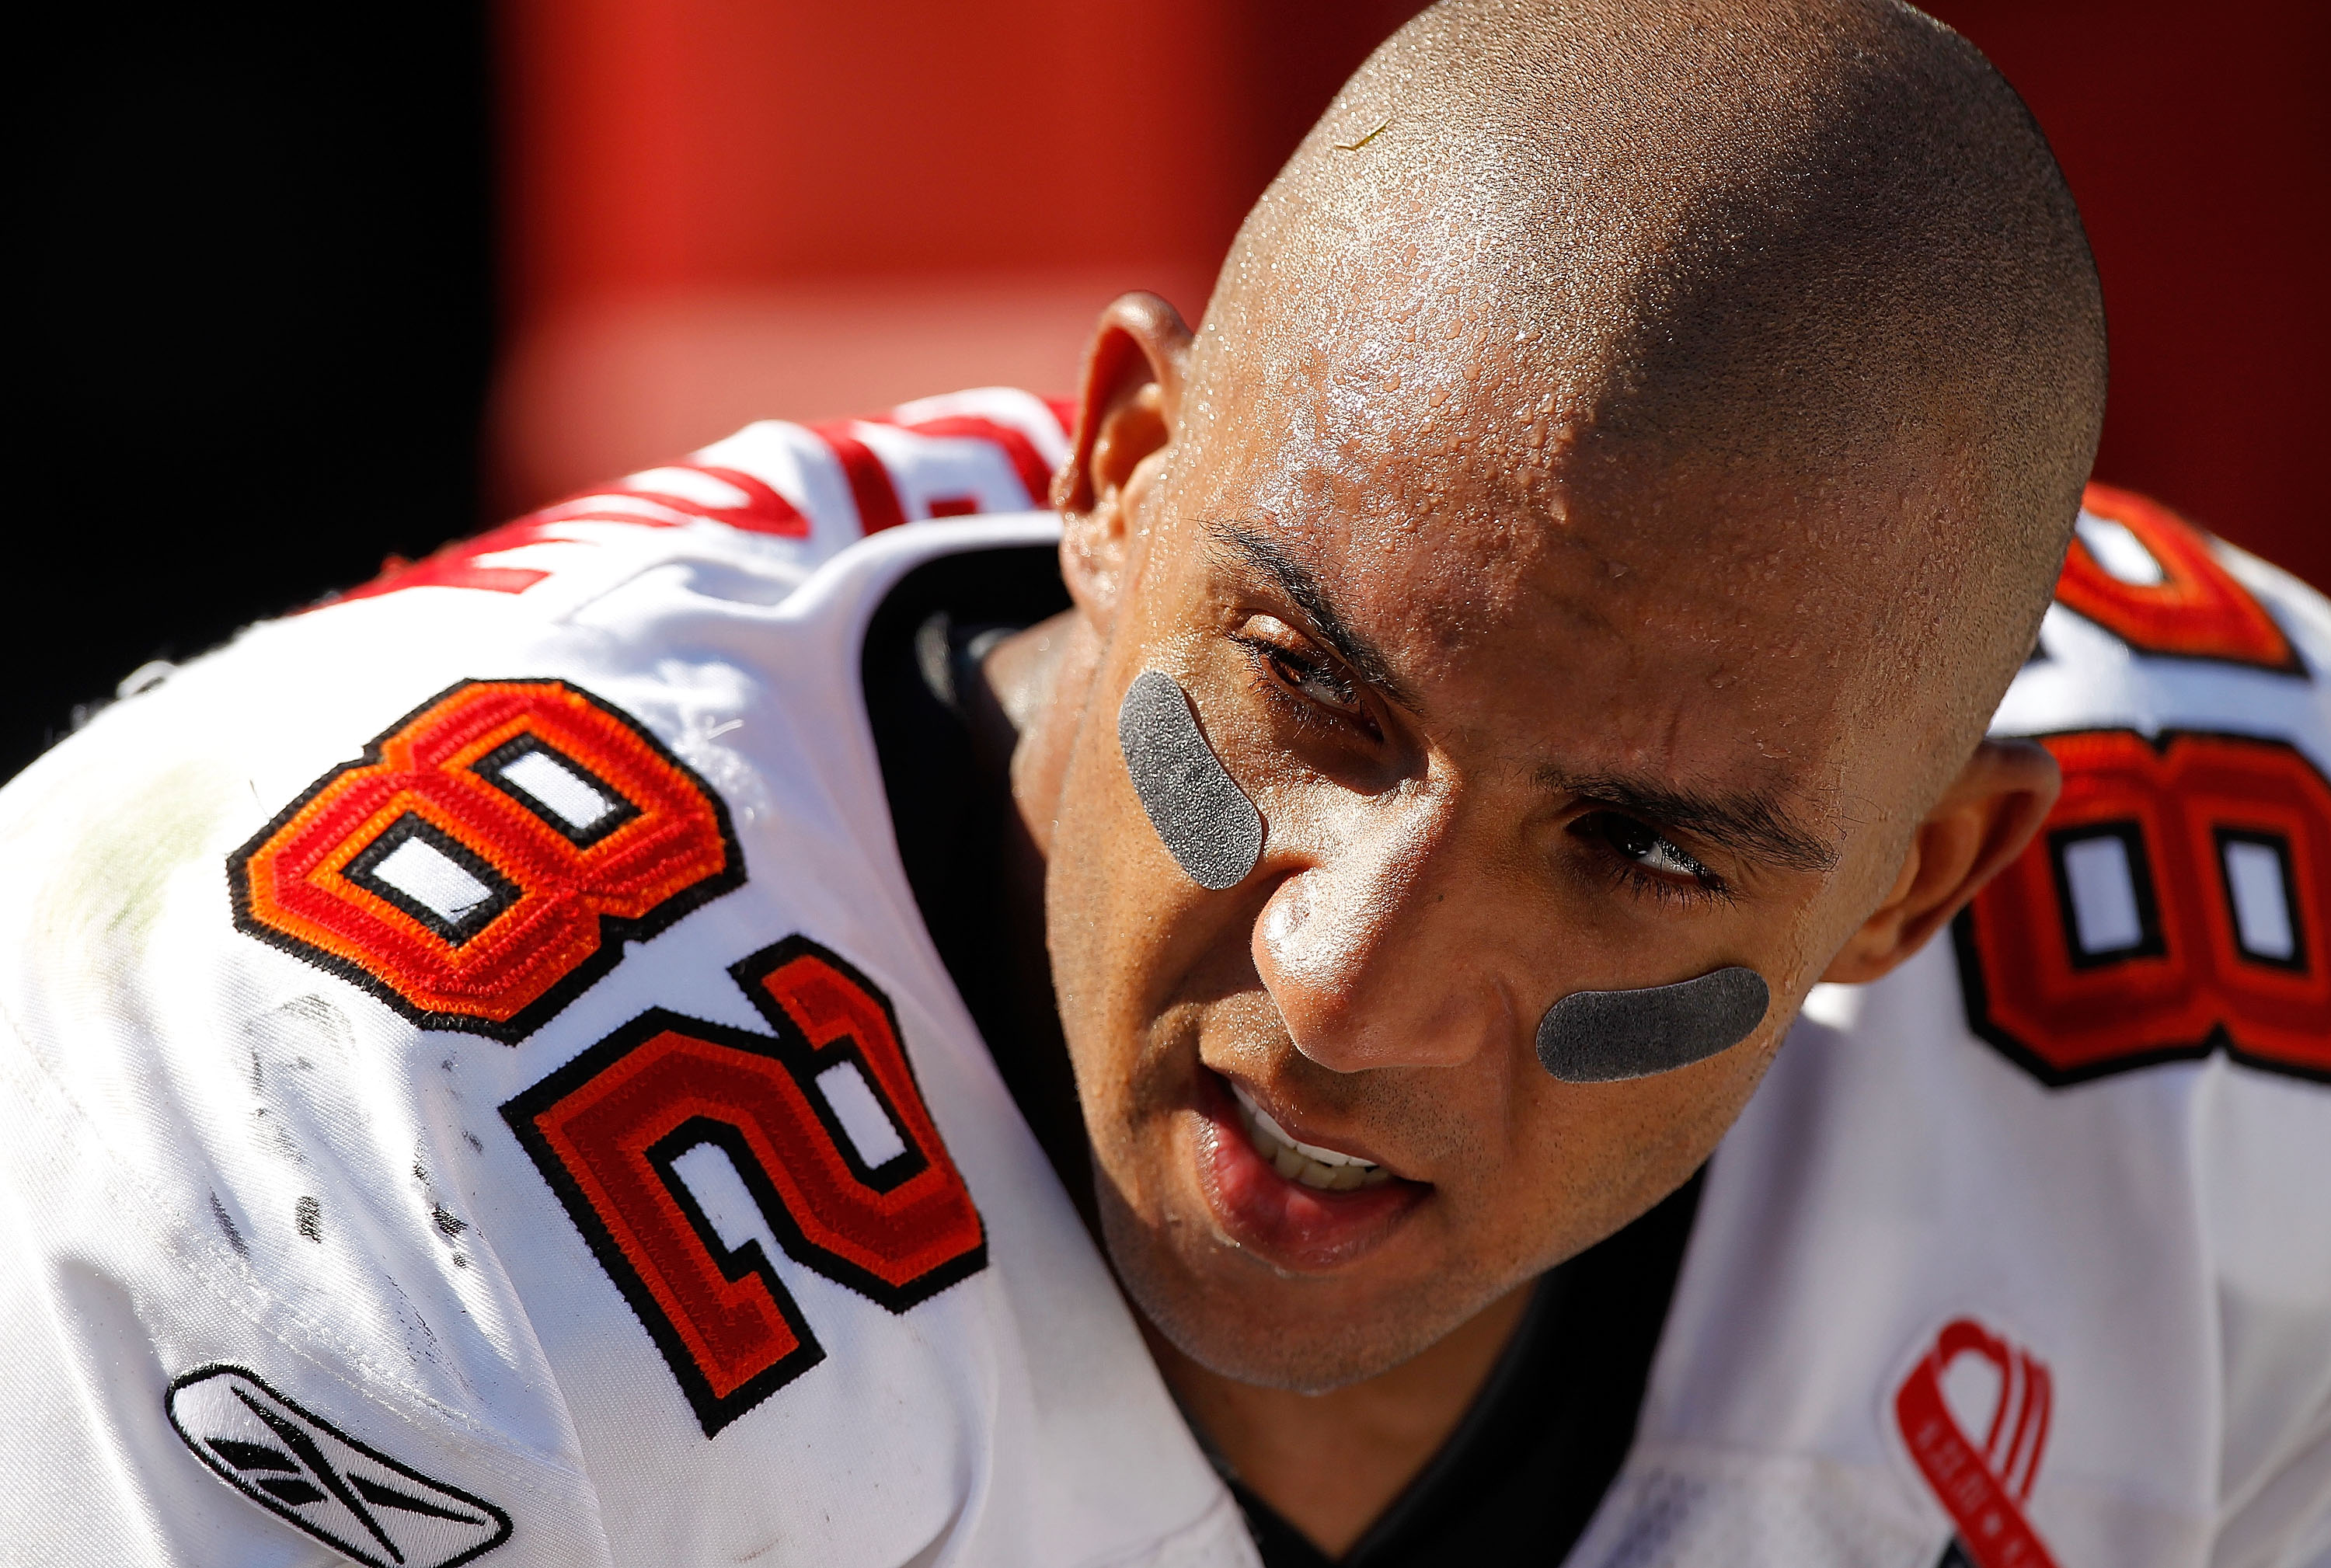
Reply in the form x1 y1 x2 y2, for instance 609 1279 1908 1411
13 9 495 781
12 2 2325 785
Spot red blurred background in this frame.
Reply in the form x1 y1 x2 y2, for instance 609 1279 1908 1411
492 0 2328 593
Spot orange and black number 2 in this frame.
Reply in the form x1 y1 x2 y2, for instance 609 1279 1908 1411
230 678 744 1043
501 937 988 1435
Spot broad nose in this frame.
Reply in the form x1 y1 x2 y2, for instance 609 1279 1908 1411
1249 793 1514 1073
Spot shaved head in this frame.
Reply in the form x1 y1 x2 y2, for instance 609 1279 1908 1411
1017 0 2095 1411
1200 0 2104 752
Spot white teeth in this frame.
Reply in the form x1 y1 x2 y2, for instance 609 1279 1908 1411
1228 1082 1392 1190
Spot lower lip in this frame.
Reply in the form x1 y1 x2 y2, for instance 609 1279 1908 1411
1194 1071 1428 1273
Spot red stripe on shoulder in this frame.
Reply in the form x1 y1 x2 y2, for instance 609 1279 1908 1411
811 421 908 535
2058 483 2294 670
884 414 1055 508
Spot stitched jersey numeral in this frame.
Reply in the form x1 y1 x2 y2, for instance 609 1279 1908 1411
2057 484 2298 671
501 937 988 1436
1954 730 2329 1084
231 679 743 1042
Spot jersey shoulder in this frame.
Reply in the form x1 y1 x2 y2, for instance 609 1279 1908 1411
336 384 1074 617
1998 481 2331 758
0 420 1241 1567
1981 481 2329 1087
1583 488 2331 1568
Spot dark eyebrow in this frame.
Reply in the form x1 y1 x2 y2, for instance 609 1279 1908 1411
1207 521 1423 709
1544 768 1841 875
1211 518 1840 876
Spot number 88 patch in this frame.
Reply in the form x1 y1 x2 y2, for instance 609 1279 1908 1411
231 679 744 1043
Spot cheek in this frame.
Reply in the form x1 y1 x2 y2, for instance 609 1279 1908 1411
1500 961 1789 1171
1758 849 1903 1005
1040 743 1141 1051
1506 1037 1778 1253
1042 709 1246 1105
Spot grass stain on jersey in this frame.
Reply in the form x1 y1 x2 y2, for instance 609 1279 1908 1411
28 757 245 967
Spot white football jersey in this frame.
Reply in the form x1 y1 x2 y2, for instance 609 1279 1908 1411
1572 489 2331 1568
0 390 1253 1568
2 388 2326 1568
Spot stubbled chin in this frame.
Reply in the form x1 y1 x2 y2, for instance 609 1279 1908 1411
1190 1072 1430 1274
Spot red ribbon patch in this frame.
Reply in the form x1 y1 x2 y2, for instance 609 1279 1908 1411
1894 1318 2061 1568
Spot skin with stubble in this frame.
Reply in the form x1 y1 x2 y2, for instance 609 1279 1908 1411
977 0 2106 1551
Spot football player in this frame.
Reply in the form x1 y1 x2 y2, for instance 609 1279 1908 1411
2 3 2324 1567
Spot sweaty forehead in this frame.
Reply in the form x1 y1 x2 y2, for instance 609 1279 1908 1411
1182 244 1585 587
1178 441 1910 828
1178 275 1932 679
1171 228 2021 783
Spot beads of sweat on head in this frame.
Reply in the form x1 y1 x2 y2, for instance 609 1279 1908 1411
1115 670 1770 1078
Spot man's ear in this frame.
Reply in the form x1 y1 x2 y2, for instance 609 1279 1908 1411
1053 292 1193 629
1822 738 2061 984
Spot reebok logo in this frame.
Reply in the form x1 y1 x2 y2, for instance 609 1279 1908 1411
167 1366 511 1568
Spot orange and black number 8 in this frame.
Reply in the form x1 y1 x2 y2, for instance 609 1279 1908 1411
231 679 744 1043
1954 729 2329 1085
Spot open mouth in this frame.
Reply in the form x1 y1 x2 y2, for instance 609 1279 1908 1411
1228 1079 1396 1190
1195 1068 1427 1272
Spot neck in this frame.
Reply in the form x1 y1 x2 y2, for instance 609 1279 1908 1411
960 612 1096 1228
983 608 1091 859
1148 1282 1535 1557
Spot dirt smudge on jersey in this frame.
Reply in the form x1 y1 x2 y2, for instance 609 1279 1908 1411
19 757 246 977
210 1191 250 1256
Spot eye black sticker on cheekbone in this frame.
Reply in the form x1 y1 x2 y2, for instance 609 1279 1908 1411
1118 669 1265 890
166 1366 510 1568
1535 966 1770 1082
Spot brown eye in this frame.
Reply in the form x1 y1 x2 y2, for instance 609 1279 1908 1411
1577 811 1714 883
1268 648 1364 716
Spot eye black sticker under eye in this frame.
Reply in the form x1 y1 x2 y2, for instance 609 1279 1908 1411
1535 966 1769 1082
1118 669 1266 890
